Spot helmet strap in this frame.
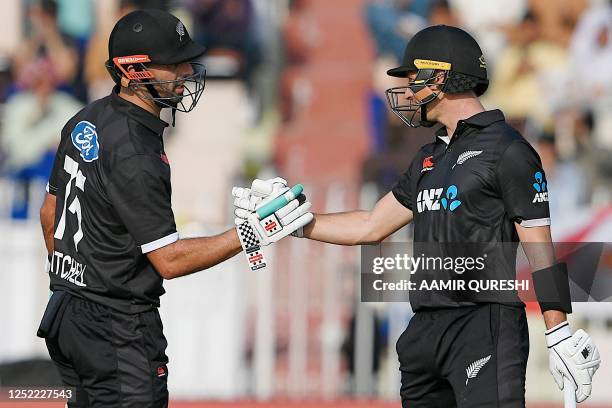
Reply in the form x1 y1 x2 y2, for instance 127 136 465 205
419 104 436 128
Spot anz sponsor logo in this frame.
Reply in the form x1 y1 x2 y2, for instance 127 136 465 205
532 171 548 203
416 185 462 213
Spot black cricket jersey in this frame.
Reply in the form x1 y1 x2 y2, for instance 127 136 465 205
46 87 177 313
392 110 550 311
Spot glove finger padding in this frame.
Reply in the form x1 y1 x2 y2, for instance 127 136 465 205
280 201 312 226
244 201 312 246
275 198 300 220
275 212 314 241
251 177 288 197
235 207 251 220
234 195 260 212
232 187 251 199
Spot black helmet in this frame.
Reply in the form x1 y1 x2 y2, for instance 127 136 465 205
385 25 489 127
105 9 206 114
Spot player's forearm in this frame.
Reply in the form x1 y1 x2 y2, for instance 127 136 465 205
303 211 382 245
40 193 56 255
148 229 242 279
543 310 567 330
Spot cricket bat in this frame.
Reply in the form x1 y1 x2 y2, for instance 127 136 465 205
564 377 576 408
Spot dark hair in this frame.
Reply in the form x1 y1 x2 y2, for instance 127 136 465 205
40 0 58 17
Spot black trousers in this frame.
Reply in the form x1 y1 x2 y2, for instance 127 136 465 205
42 293 169 408
397 304 529 408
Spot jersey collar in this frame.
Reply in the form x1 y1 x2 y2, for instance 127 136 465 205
110 86 169 134
434 109 505 144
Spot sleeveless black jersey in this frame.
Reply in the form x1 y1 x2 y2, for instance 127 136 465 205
47 87 177 313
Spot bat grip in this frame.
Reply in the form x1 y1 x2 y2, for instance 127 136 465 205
564 377 576 408
256 184 304 219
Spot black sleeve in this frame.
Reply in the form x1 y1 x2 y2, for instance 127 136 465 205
391 157 417 211
106 154 178 253
496 140 550 227
47 134 68 196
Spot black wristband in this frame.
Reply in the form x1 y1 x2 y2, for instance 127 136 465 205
532 262 572 314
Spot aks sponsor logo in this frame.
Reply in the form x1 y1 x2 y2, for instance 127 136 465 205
452 150 482 169
421 155 435 173
465 354 491 385
532 171 549 203
71 121 99 162
416 185 462 213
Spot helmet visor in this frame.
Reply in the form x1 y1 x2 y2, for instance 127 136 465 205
384 70 445 127
131 62 206 113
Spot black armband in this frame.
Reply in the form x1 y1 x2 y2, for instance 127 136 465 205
532 262 572 314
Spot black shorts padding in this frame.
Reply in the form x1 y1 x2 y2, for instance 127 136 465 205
44 295 169 408
397 304 529 408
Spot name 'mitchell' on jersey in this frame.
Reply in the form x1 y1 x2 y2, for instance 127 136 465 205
391 110 551 311
46 87 178 314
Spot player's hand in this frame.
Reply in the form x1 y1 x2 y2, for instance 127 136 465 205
235 182 312 242
232 177 288 224
546 322 601 403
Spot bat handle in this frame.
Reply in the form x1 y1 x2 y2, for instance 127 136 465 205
256 184 303 219
564 377 576 408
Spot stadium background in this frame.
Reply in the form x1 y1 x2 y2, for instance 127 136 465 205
0 0 611 406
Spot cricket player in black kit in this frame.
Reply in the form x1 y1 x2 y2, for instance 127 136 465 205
234 26 601 407
37 9 312 408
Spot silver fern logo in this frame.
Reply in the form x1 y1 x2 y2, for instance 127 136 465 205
176 21 185 42
453 150 483 169
465 355 491 385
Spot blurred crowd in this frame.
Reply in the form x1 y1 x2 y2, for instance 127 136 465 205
0 0 270 219
363 0 612 223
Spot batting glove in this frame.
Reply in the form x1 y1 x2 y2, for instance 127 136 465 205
546 321 601 403
232 177 288 225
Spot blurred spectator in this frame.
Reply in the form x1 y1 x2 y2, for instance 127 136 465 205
527 0 587 48
364 0 427 61
279 0 319 123
484 9 568 127
535 132 587 220
569 2 612 191
569 2 612 105
0 58 81 219
12 0 78 89
448 0 527 64
184 0 261 82
85 0 139 101
428 0 459 27
56 0 95 42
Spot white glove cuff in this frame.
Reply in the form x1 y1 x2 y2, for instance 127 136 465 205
545 321 572 348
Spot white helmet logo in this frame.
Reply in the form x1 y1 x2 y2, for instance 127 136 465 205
176 21 185 42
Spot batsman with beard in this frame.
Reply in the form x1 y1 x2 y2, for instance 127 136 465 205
37 9 312 407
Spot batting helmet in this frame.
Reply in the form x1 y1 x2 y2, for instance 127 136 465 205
105 9 207 114
385 25 489 127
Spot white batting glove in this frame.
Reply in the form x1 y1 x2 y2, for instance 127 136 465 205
232 177 288 225
242 198 312 246
546 321 601 403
